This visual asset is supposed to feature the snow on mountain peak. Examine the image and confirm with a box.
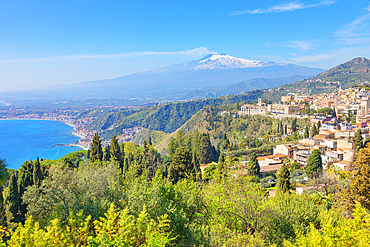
[194,54,278,70]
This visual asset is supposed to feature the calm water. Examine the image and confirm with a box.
[0,120,81,170]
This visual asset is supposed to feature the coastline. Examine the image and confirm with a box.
[0,118,89,150]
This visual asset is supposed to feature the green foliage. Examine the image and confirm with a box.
[354,129,364,151]
[89,133,103,162]
[283,203,370,247]
[306,149,323,178]
[248,153,260,177]
[338,145,370,212]
[168,146,195,184]
[110,135,122,165]
[5,173,21,224]
[265,193,324,246]
[33,157,43,188]
[310,124,318,138]
[0,159,8,186]
[277,164,291,194]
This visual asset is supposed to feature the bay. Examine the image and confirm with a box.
[0,120,82,170]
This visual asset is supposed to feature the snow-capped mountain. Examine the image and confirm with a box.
[193,54,278,70]
[0,54,324,102]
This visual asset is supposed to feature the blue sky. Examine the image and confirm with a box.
[0,0,369,91]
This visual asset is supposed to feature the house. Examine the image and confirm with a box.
[332,160,352,171]
[273,143,296,157]
[294,146,312,166]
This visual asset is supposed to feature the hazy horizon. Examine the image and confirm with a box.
[1,0,370,91]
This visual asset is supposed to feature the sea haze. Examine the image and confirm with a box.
[0,120,82,170]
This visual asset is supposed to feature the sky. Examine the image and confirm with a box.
[0,0,370,91]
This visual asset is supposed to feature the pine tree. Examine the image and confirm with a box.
[248,153,260,177]
[339,145,370,211]
[304,126,309,138]
[354,129,364,152]
[277,164,291,194]
[110,135,122,163]
[90,133,103,162]
[5,173,21,223]
[33,157,43,188]
[306,149,322,178]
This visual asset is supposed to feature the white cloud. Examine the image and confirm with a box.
[231,0,335,15]
[334,5,370,45]
[286,40,317,51]
[290,53,332,63]
[0,47,216,63]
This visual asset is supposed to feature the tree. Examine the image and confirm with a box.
[168,146,194,183]
[291,118,297,133]
[304,126,309,138]
[317,120,321,129]
[90,133,103,162]
[110,135,122,163]
[248,153,260,177]
[0,159,8,185]
[310,124,318,138]
[338,145,370,212]
[168,138,178,157]
[5,173,21,223]
[354,129,364,151]
[198,133,217,164]
[148,136,153,146]
[277,164,291,194]
[102,144,111,161]
[33,157,43,188]
[306,149,322,178]
[284,125,288,135]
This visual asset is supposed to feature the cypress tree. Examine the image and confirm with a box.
[291,118,297,133]
[217,152,226,176]
[110,135,122,163]
[304,126,309,138]
[17,161,33,221]
[103,145,111,161]
[317,120,321,130]
[0,159,7,186]
[148,136,152,146]
[5,173,21,223]
[284,125,288,135]
[168,146,193,184]
[354,129,364,152]
[248,153,260,177]
[277,164,291,194]
[277,122,280,134]
[311,124,318,138]
[33,157,43,188]
[90,132,103,162]
[168,138,178,157]
[280,122,283,135]
[306,149,322,178]
[198,133,217,164]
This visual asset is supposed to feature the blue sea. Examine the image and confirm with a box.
[0,120,82,170]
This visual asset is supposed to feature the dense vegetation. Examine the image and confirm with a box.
[1,132,369,246]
